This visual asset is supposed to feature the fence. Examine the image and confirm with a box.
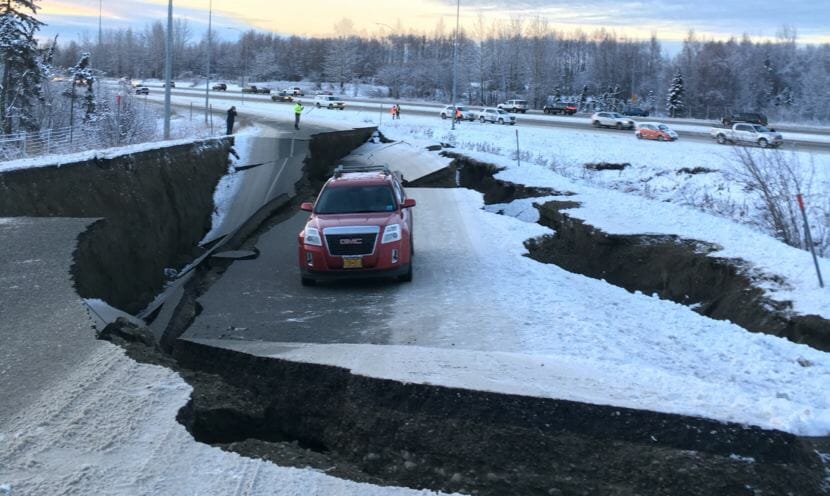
[0,126,102,161]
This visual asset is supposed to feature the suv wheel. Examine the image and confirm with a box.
[441,113,447,120]
[716,134,727,144]
[480,116,486,123]
[498,118,504,125]
[592,120,600,127]
[758,138,769,148]
[316,103,321,108]
[615,122,623,130]
[398,264,413,283]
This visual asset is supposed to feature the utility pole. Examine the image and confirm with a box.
[163,0,173,139]
[98,0,102,48]
[450,0,460,131]
[204,0,212,123]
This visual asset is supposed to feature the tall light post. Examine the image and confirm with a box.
[204,0,212,122]
[98,0,102,48]
[450,0,460,131]
[163,0,173,139]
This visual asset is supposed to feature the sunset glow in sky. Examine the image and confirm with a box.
[37,0,830,45]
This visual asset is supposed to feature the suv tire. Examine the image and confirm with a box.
[758,138,769,148]
[480,116,486,123]
[716,134,727,144]
[615,122,623,130]
[593,120,601,127]
[498,118,504,125]
[398,264,413,283]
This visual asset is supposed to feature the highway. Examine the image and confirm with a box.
[134,82,830,153]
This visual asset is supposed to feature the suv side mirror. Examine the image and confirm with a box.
[402,198,416,209]
[300,202,314,212]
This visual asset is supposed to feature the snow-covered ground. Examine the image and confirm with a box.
[2,85,830,495]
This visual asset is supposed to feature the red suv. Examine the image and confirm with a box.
[298,165,416,286]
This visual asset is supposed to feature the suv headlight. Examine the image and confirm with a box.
[381,224,402,244]
[304,225,322,246]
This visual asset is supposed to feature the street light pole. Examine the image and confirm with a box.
[450,0,460,131]
[98,0,102,48]
[163,0,173,139]
[204,0,212,123]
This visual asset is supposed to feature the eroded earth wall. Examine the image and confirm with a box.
[0,140,233,313]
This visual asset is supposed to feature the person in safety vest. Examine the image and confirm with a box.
[293,101,304,130]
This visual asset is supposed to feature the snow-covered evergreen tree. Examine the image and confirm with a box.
[0,0,46,134]
[70,52,95,122]
[666,71,685,117]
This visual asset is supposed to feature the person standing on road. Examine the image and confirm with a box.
[395,103,401,120]
[390,104,397,120]
[226,106,237,135]
[293,101,304,130]
[454,106,462,125]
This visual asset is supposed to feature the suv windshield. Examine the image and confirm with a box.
[315,185,396,214]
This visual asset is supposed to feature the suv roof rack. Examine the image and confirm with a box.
[333,164,391,178]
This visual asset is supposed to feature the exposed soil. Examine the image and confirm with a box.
[0,138,233,313]
[87,140,830,496]
[433,154,830,353]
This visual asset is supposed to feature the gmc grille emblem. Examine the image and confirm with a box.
[339,238,363,245]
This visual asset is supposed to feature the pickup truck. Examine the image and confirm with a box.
[543,102,577,115]
[710,123,783,148]
[241,85,271,94]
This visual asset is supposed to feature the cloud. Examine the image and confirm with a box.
[434,0,830,40]
[33,0,830,45]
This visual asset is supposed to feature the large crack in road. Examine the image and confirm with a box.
[92,136,827,495]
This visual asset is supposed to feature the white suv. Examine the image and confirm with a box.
[440,105,476,120]
[590,112,634,130]
[497,99,528,113]
[314,95,345,110]
[479,108,516,125]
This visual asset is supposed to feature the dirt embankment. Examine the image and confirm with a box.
[429,154,830,352]
[162,337,827,496]
[0,140,233,313]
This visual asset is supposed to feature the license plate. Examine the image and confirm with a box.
[343,257,362,269]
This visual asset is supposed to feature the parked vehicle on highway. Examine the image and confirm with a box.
[271,90,294,102]
[591,112,635,130]
[290,87,304,96]
[440,105,475,120]
[710,123,782,148]
[621,105,649,117]
[543,102,577,115]
[479,108,516,125]
[314,94,345,109]
[721,112,767,127]
[212,83,227,91]
[135,86,149,95]
[635,122,678,141]
[297,164,415,286]
[241,85,271,94]
[162,81,175,88]
[497,99,528,113]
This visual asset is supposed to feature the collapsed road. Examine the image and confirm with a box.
[1,120,829,495]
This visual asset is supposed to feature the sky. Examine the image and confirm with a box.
[37,0,830,47]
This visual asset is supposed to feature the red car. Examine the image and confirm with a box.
[634,122,679,141]
[298,165,416,286]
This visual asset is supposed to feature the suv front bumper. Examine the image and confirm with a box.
[300,263,411,281]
